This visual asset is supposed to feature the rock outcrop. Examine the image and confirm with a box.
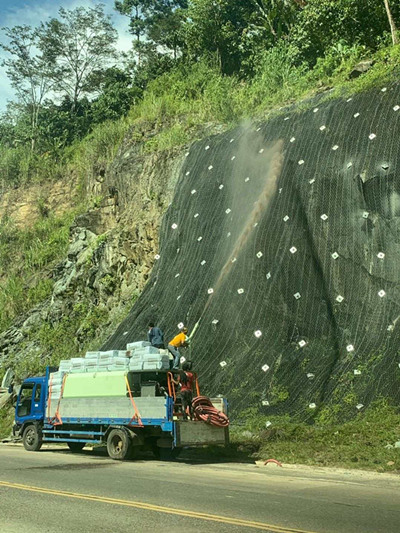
[0,136,187,375]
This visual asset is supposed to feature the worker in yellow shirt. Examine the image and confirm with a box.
[168,327,189,370]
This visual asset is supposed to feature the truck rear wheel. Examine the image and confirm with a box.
[23,424,42,452]
[107,428,132,460]
[67,442,85,452]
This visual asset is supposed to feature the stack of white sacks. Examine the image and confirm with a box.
[127,341,170,371]
[47,371,64,405]
[50,342,170,388]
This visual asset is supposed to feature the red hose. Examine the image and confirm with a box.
[192,396,229,427]
[264,459,282,467]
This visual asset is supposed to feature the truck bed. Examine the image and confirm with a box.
[48,396,168,422]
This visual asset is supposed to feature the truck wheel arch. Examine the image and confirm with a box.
[105,425,144,444]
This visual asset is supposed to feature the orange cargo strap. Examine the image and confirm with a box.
[46,374,53,422]
[49,374,67,426]
[125,375,143,427]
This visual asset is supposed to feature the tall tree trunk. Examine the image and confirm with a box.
[384,0,399,45]
[72,87,78,113]
[135,6,141,68]
[216,46,222,73]
[30,105,37,152]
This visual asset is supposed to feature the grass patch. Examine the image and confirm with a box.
[0,207,85,331]
[0,407,14,440]
[0,145,64,188]
[66,118,130,179]
[1,44,400,185]
[126,43,400,154]
[230,400,400,472]
[329,44,400,98]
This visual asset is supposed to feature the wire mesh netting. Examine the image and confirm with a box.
[103,85,400,420]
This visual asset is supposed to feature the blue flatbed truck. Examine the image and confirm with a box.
[13,367,228,460]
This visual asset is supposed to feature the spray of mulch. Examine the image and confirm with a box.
[190,133,285,338]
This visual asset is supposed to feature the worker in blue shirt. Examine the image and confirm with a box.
[147,322,165,349]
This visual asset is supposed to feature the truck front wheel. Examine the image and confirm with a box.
[107,428,132,460]
[23,424,42,452]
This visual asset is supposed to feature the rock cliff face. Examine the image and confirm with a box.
[103,85,400,420]
[2,85,400,421]
[0,136,186,373]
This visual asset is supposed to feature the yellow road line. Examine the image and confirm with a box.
[0,480,317,533]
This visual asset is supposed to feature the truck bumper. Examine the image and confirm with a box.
[175,420,229,447]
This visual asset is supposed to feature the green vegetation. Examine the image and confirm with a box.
[0,210,85,331]
[268,383,290,405]
[9,296,135,382]
[1,1,399,184]
[229,400,400,472]
[67,118,130,180]
[0,407,14,440]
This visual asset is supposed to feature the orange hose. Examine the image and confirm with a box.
[192,396,229,427]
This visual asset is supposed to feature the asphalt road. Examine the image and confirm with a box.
[0,444,399,533]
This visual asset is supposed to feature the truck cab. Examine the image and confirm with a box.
[13,375,48,452]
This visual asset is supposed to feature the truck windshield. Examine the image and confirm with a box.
[17,384,34,417]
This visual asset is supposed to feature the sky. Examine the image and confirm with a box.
[0,0,132,111]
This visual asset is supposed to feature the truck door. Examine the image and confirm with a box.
[16,384,34,419]
[16,383,44,423]
[32,383,44,418]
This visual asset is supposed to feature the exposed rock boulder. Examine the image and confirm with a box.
[349,60,374,78]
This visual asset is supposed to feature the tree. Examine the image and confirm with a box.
[35,96,93,153]
[90,67,141,123]
[185,0,251,75]
[115,1,188,63]
[149,1,188,59]
[290,0,400,65]
[238,1,301,75]
[39,5,118,111]
[115,0,154,66]
[0,25,54,150]
[122,46,175,92]
[0,109,18,149]
[384,0,399,45]
[115,0,152,42]
[247,1,299,42]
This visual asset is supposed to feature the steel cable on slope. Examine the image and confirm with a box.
[192,396,229,427]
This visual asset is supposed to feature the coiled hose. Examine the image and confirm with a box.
[192,396,229,427]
